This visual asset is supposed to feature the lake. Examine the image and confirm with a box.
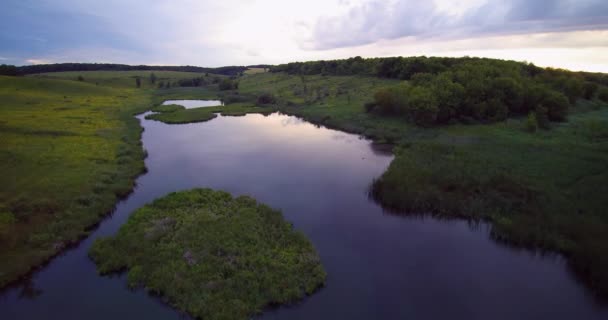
[1,102,606,319]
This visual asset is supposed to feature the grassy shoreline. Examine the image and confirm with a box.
[235,72,608,299]
[2,69,608,301]
[0,75,151,288]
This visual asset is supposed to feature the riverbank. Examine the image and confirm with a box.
[2,68,608,301]
[236,72,608,298]
[0,75,151,287]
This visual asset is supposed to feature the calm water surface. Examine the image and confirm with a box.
[1,108,606,319]
[162,99,223,109]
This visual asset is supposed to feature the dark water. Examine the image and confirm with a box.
[1,110,607,320]
[162,99,223,109]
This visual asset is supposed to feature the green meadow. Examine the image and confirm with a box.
[236,71,608,296]
[2,62,608,300]
[0,74,150,286]
[29,70,212,89]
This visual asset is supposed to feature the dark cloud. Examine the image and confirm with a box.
[306,0,608,50]
[0,0,146,64]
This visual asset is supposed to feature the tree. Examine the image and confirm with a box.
[150,73,157,84]
[583,82,598,99]
[219,78,237,91]
[430,74,464,123]
[406,86,438,126]
[373,86,407,115]
[135,77,141,88]
[490,77,524,114]
[525,112,538,132]
[562,77,584,104]
[598,87,608,103]
[535,105,550,129]
[256,93,276,105]
[542,91,569,122]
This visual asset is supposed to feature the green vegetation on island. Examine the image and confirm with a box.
[90,188,326,320]
[145,103,276,124]
[150,104,186,113]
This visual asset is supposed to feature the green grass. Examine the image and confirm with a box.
[0,75,150,287]
[243,67,267,75]
[237,72,608,298]
[239,72,411,142]
[3,68,608,301]
[28,70,220,90]
[370,110,608,295]
[89,188,326,320]
[150,104,186,113]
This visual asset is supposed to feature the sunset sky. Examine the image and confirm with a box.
[2,0,608,72]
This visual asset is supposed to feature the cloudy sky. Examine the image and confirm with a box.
[1,0,608,72]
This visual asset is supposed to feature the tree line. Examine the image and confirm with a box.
[0,64,18,76]
[12,63,249,76]
[273,56,608,127]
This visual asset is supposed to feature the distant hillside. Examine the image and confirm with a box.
[15,63,253,76]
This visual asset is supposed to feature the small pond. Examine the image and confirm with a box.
[162,99,223,109]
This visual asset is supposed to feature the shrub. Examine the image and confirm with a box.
[485,98,509,122]
[364,101,377,113]
[256,93,276,105]
[535,105,550,129]
[583,82,598,99]
[407,86,438,126]
[542,91,569,122]
[599,87,608,103]
[219,78,238,91]
[373,86,407,115]
[526,112,538,132]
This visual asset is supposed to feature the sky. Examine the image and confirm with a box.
[1,0,608,72]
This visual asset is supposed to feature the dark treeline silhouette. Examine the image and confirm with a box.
[247,64,273,69]
[273,56,608,126]
[0,64,18,76]
[15,63,249,76]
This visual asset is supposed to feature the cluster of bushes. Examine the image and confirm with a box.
[155,76,223,89]
[176,77,206,87]
[360,60,602,126]
[218,92,254,104]
[256,92,276,105]
[219,78,239,91]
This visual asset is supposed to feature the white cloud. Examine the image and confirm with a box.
[25,59,52,65]
[3,0,608,71]
[304,0,608,49]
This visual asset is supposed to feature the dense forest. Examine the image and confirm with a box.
[12,63,249,76]
[272,56,608,126]
[0,64,18,76]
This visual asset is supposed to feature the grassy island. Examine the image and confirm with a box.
[89,188,326,320]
